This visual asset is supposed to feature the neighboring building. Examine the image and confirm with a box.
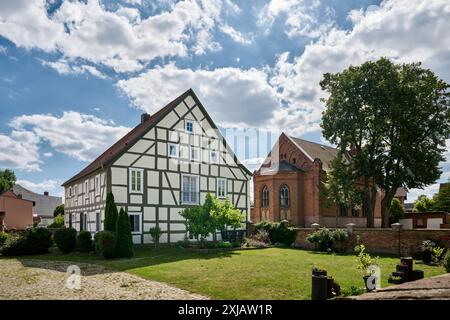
[62,89,251,244]
[0,190,33,231]
[251,133,385,228]
[399,211,450,229]
[12,184,62,227]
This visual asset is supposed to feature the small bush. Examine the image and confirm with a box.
[48,214,64,228]
[244,237,270,248]
[203,241,218,249]
[0,227,52,256]
[97,231,117,259]
[94,232,100,252]
[253,229,270,243]
[149,226,162,247]
[443,251,450,272]
[54,227,77,254]
[0,231,10,247]
[341,286,366,297]
[307,228,348,252]
[217,241,232,249]
[77,231,93,252]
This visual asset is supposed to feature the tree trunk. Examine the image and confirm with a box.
[363,179,374,228]
[381,188,398,228]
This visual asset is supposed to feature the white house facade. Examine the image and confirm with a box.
[62,89,252,244]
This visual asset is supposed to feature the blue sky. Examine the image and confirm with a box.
[0,0,449,202]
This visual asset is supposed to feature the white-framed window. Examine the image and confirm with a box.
[185,120,194,133]
[129,168,144,193]
[217,178,227,199]
[80,212,88,231]
[95,175,100,196]
[190,146,200,161]
[68,187,72,197]
[129,212,142,234]
[210,150,219,164]
[182,174,199,204]
[84,180,89,199]
[74,185,78,204]
[168,143,179,158]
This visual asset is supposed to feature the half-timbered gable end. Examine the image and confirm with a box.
[63,89,251,244]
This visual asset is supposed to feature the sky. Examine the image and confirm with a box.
[0,0,449,202]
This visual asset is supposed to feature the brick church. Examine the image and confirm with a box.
[251,133,385,228]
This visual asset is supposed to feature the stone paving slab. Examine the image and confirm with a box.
[349,273,450,300]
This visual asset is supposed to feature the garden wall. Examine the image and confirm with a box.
[294,224,450,256]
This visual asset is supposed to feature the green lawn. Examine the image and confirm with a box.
[12,246,446,299]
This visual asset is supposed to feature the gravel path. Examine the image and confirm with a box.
[0,258,207,300]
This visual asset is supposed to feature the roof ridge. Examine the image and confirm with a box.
[62,88,193,186]
[289,135,337,150]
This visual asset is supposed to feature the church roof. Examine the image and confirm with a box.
[288,136,340,171]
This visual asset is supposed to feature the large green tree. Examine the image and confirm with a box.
[432,183,450,212]
[104,192,118,232]
[413,195,435,212]
[321,58,450,227]
[53,204,64,218]
[0,169,16,194]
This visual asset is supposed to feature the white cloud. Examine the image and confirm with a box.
[0,0,239,73]
[10,111,131,162]
[117,63,281,128]
[0,130,41,172]
[0,45,7,55]
[220,24,253,44]
[40,59,107,79]
[257,0,335,39]
[43,152,53,157]
[16,179,58,193]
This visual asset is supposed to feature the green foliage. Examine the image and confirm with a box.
[53,204,64,218]
[77,231,93,252]
[306,228,348,252]
[97,231,117,259]
[355,244,379,276]
[341,286,366,297]
[432,246,445,264]
[48,214,65,228]
[0,227,52,256]
[321,57,450,227]
[254,220,296,245]
[180,193,244,243]
[432,184,450,212]
[54,227,77,254]
[323,153,362,212]
[0,231,10,247]
[0,169,16,194]
[443,251,450,272]
[413,195,436,212]
[115,208,134,258]
[149,226,162,247]
[94,232,100,252]
[104,192,119,232]
[217,241,233,249]
[389,198,405,224]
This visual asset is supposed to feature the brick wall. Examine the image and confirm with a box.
[294,225,450,256]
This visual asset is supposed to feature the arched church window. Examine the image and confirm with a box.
[262,186,269,207]
[280,185,290,208]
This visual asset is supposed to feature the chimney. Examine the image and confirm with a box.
[44,191,49,196]
[141,113,150,123]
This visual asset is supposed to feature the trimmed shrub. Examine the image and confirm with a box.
[97,231,117,259]
[0,231,10,247]
[443,251,450,273]
[94,232,100,252]
[48,214,64,228]
[254,220,296,245]
[307,228,348,252]
[0,227,52,256]
[77,231,93,252]
[116,208,134,258]
[54,227,77,254]
[218,241,232,249]
[104,192,119,232]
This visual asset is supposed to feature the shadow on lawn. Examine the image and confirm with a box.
[14,245,240,276]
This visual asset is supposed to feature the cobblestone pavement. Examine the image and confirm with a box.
[0,258,207,300]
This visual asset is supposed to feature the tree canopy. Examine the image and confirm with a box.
[321,57,450,227]
[0,169,16,194]
[53,204,64,218]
